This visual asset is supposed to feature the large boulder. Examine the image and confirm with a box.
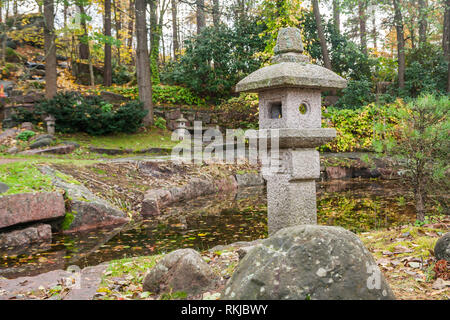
[39,166,129,232]
[0,224,52,250]
[223,225,395,300]
[434,232,450,262]
[0,192,65,229]
[143,249,218,295]
[30,139,53,150]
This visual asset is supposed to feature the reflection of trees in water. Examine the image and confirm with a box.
[1,181,416,278]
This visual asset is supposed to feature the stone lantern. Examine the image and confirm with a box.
[236,27,347,235]
[44,115,56,135]
[175,115,188,141]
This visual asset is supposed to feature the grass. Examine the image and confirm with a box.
[360,225,446,260]
[56,127,177,151]
[0,162,55,195]
[359,221,449,300]
[96,255,162,300]
[0,159,95,195]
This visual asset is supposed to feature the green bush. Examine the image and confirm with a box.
[217,93,259,129]
[112,61,134,85]
[373,94,450,221]
[403,44,448,97]
[16,130,36,141]
[10,107,42,124]
[321,101,403,152]
[34,92,148,135]
[107,85,206,106]
[334,78,376,110]
[154,117,167,130]
[161,20,266,100]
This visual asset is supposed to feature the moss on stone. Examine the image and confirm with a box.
[61,211,76,230]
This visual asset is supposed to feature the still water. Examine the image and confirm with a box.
[0,179,414,279]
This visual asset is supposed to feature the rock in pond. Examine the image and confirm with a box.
[143,249,218,296]
[39,166,129,232]
[0,224,52,250]
[0,192,65,229]
[223,225,395,300]
[434,232,450,262]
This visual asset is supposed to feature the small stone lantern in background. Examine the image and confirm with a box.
[44,115,56,135]
[175,115,188,141]
[236,27,347,235]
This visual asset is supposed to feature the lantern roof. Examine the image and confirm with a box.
[236,27,347,93]
[176,116,188,122]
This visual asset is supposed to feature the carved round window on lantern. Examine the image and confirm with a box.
[299,103,308,115]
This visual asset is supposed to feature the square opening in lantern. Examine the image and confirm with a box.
[269,102,283,119]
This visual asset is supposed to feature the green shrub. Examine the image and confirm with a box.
[321,101,403,152]
[34,92,148,135]
[334,78,376,110]
[154,117,167,130]
[17,130,36,141]
[112,61,134,85]
[217,93,259,129]
[161,20,266,100]
[10,107,42,124]
[106,85,206,106]
[404,44,448,97]
[373,94,450,221]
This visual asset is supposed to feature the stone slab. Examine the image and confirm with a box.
[0,192,65,229]
[0,224,51,250]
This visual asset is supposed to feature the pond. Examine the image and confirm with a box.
[0,179,415,279]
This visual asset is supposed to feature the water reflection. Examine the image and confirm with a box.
[0,180,414,279]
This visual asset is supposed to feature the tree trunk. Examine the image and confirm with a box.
[88,43,95,87]
[135,0,153,126]
[104,0,112,87]
[63,1,68,28]
[1,34,6,63]
[196,0,206,34]
[358,0,367,55]
[149,0,160,84]
[372,7,377,50]
[78,4,90,60]
[333,0,340,33]
[171,0,179,59]
[127,0,135,51]
[415,188,426,222]
[44,0,57,99]
[312,0,332,70]
[418,0,428,46]
[393,0,405,89]
[444,0,450,57]
[445,0,450,92]
[213,0,220,26]
[113,0,121,65]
